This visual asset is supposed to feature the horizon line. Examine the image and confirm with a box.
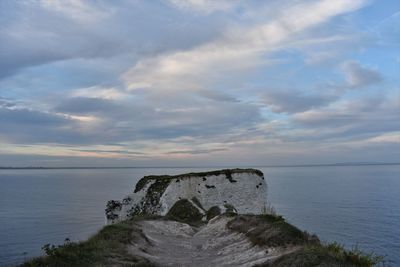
[1,162,399,170]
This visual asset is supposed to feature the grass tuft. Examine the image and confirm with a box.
[326,242,384,267]
[227,214,318,247]
[21,220,156,267]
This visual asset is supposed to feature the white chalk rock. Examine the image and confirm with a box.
[106,169,267,223]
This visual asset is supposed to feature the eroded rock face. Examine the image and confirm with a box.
[106,169,267,223]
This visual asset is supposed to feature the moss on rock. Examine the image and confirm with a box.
[206,206,221,221]
[105,200,122,220]
[166,199,204,225]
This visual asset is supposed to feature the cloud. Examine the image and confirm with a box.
[2,0,398,166]
[167,0,237,13]
[71,149,146,156]
[0,94,261,149]
[71,86,127,100]
[292,96,400,140]
[197,90,239,102]
[165,148,227,155]
[0,2,122,79]
[39,0,111,24]
[123,0,367,92]
[0,97,15,108]
[341,61,383,87]
[0,105,82,144]
[54,97,119,115]
[367,133,400,144]
[262,90,336,113]
[0,1,223,79]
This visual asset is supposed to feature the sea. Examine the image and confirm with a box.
[0,165,399,266]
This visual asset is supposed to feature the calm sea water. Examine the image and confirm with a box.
[0,165,399,266]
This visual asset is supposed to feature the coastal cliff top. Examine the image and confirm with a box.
[22,213,381,267]
[134,168,264,192]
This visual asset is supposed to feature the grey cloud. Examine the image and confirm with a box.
[55,97,119,114]
[1,95,262,145]
[0,107,67,125]
[342,61,382,88]
[262,90,336,113]
[71,149,146,155]
[125,100,258,140]
[166,148,228,155]
[0,97,15,108]
[0,153,153,168]
[0,1,224,79]
[197,90,239,102]
[290,96,400,141]
[0,106,85,143]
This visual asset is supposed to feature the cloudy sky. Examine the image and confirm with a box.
[0,0,399,167]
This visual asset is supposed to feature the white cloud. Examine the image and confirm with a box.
[123,0,367,92]
[368,133,400,143]
[71,86,128,100]
[39,0,112,24]
[167,0,237,13]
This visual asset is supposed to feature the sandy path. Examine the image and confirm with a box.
[128,217,292,267]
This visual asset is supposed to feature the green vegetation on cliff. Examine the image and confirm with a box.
[228,215,383,267]
[22,212,382,267]
[165,199,204,225]
[22,217,157,267]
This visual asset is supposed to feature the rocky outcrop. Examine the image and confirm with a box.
[106,169,267,223]
[23,169,378,267]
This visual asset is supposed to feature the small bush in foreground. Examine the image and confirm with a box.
[326,242,384,267]
[227,214,319,247]
[21,220,156,267]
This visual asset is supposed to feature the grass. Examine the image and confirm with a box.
[325,242,384,266]
[229,214,383,267]
[22,213,383,267]
[227,214,318,247]
[260,244,384,267]
[21,218,157,267]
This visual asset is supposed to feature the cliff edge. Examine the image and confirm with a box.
[22,169,381,267]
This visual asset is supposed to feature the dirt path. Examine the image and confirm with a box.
[128,217,294,267]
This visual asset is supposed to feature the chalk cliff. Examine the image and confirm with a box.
[23,169,379,267]
[106,168,267,223]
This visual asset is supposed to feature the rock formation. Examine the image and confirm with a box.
[106,168,267,223]
[22,169,379,266]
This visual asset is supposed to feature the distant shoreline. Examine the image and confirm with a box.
[1,162,399,170]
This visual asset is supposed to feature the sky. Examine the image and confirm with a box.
[0,0,399,167]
